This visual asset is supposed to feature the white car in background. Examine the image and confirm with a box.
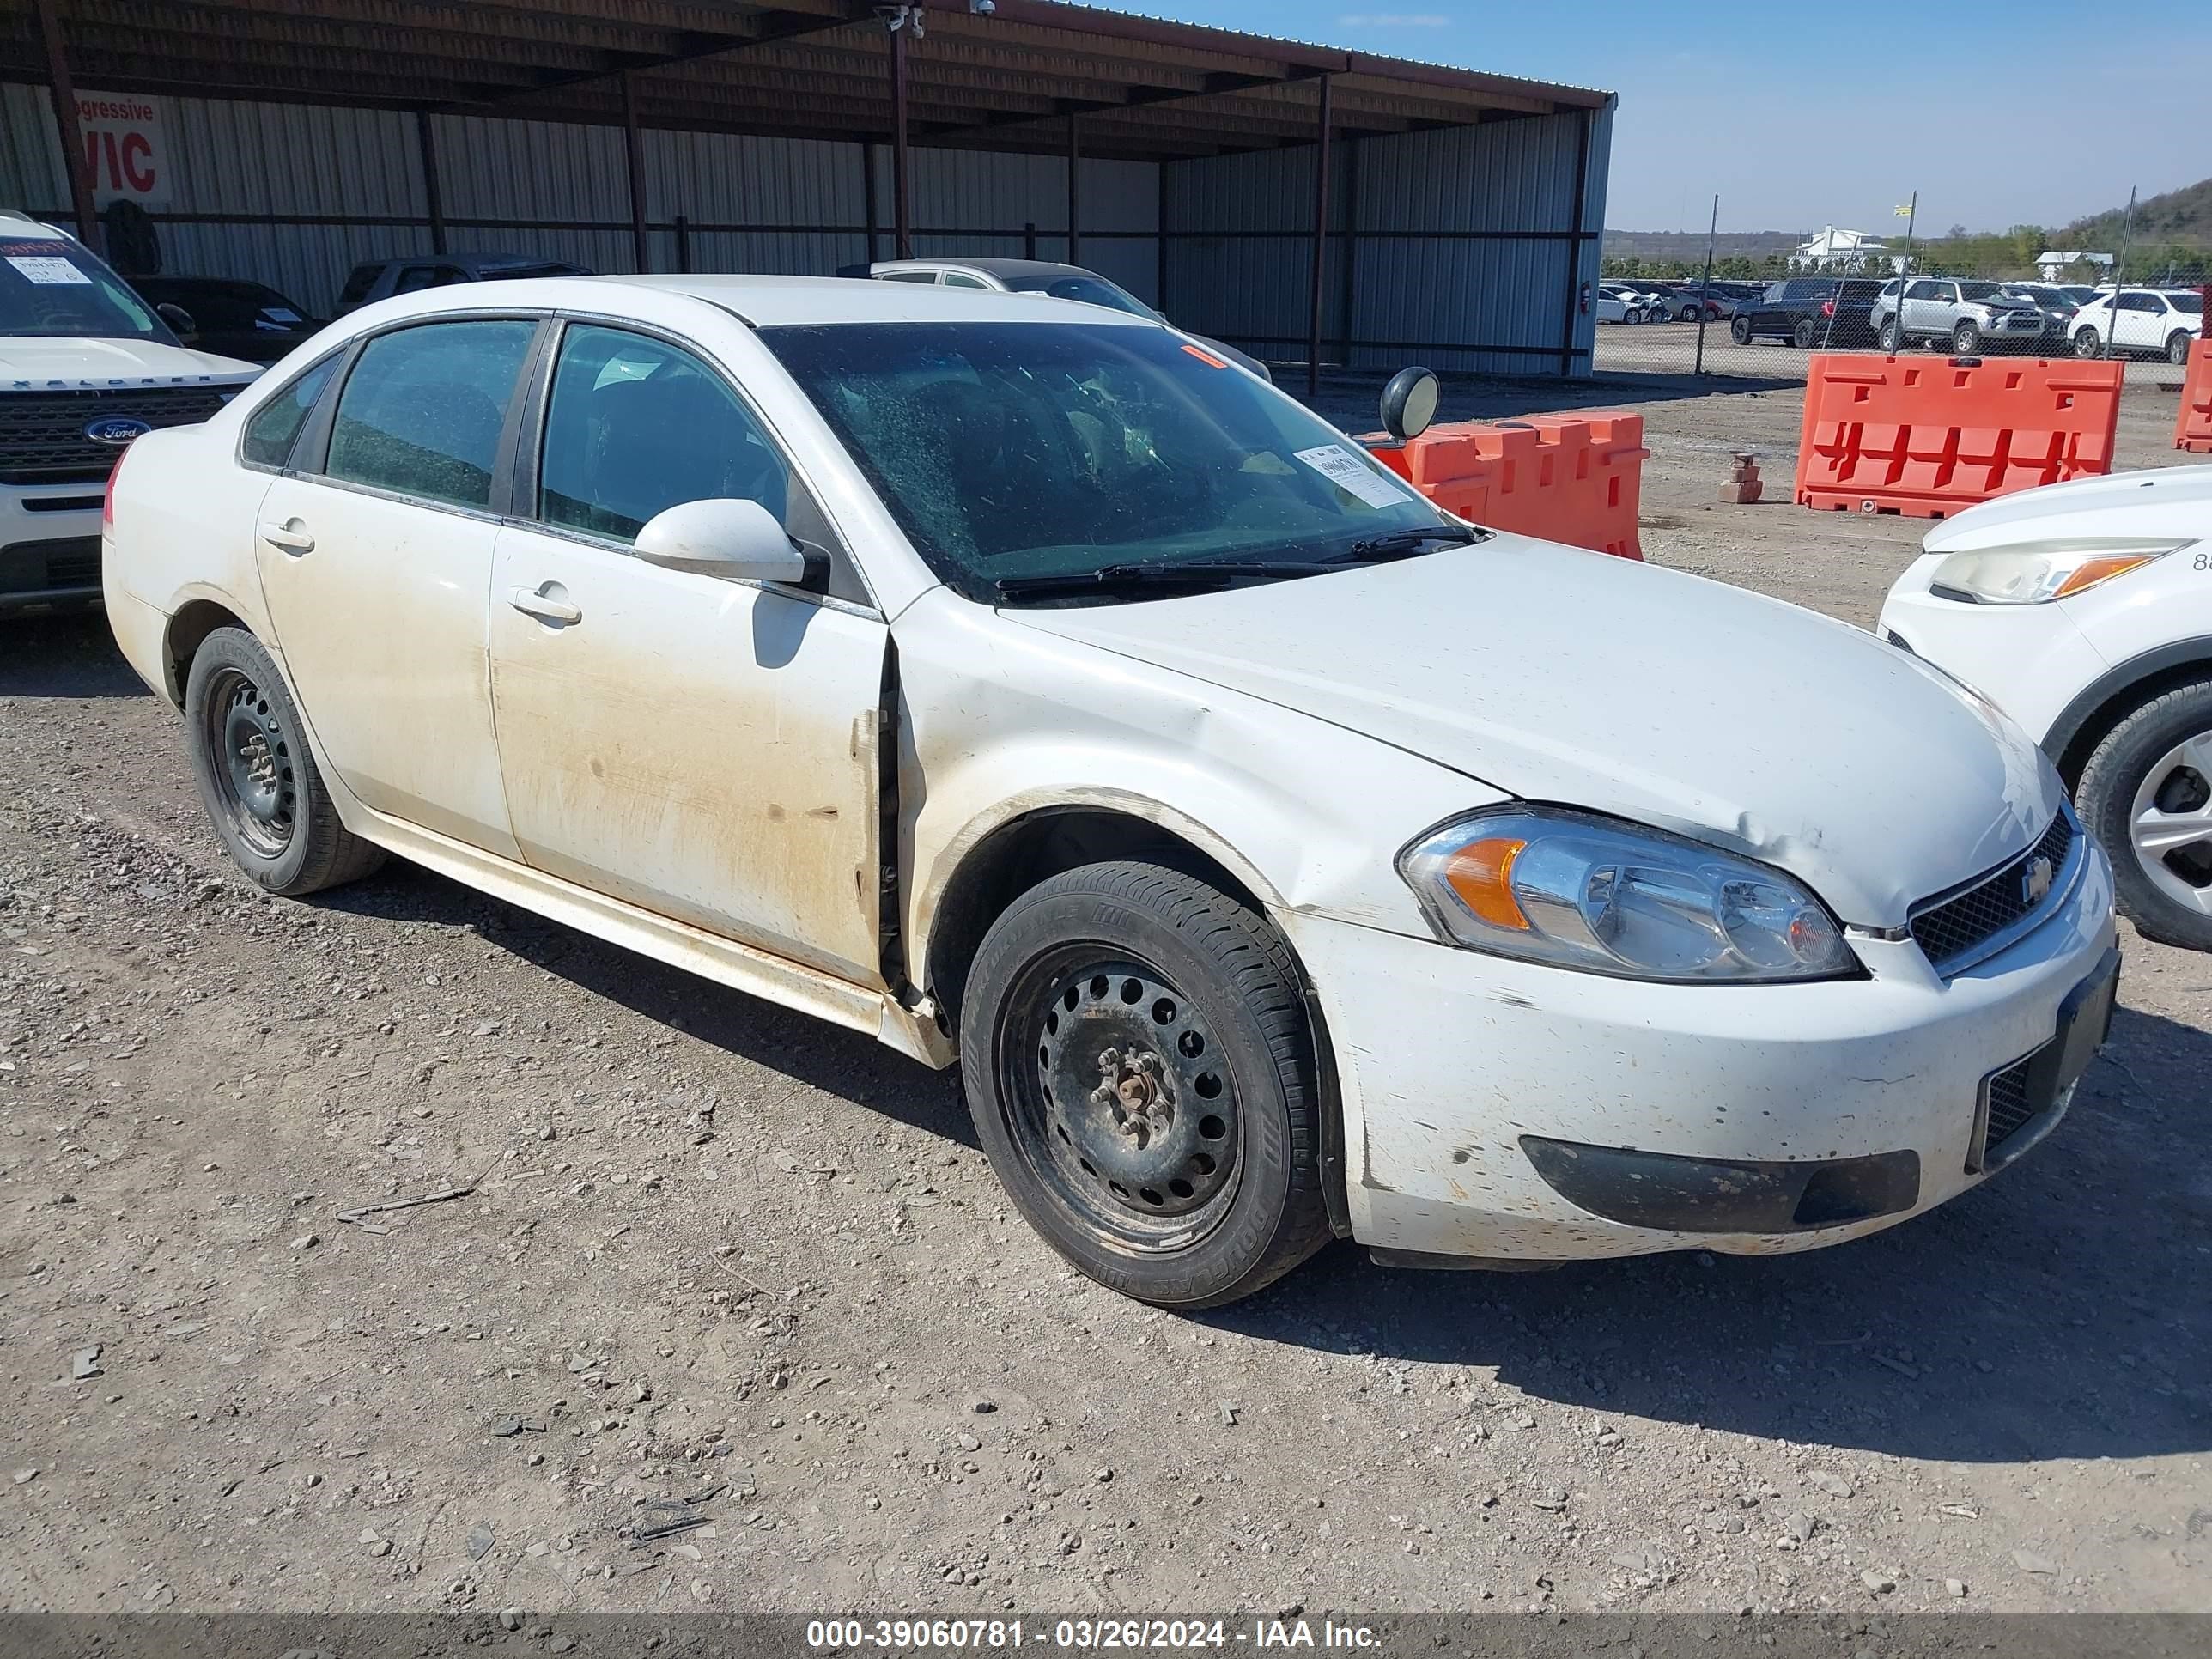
[1881,465,2212,950]
[1596,282,1661,324]
[2068,288,2203,363]
[103,275,2116,1308]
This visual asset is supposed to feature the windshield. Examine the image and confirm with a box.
[764,320,1451,604]
[1001,272,1160,319]
[1,236,176,343]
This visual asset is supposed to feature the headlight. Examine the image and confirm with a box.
[1927,538,2192,605]
[1398,807,1856,983]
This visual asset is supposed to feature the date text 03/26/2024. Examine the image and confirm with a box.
[805,1618,1383,1651]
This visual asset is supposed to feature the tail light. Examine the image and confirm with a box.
[1820,300,1836,317]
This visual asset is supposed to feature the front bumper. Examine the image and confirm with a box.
[0,492,105,615]
[1877,568,2112,751]
[1279,836,2117,1262]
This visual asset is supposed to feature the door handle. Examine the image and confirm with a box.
[509,585,581,626]
[259,517,314,555]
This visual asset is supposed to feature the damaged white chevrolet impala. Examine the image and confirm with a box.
[103,276,2118,1308]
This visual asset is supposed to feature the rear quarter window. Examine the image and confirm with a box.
[242,355,340,469]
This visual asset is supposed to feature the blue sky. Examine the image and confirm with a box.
[1098,3,2209,235]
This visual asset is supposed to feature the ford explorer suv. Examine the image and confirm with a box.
[2,212,261,615]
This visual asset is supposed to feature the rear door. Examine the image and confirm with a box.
[2113,293,2162,350]
[484,319,890,984]
[253,314,540,856]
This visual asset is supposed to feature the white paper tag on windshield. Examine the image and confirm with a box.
[1294,443,1413,508]
[7,255,91,286]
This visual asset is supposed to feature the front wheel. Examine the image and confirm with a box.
[2073,326,2105,358]
[1729,314,1753,346]
[1953,320,1982,356]
[2172,331,2196,367]
[960,861,1334,1309]
[184,627,387,896]
[2077,679,2212,951]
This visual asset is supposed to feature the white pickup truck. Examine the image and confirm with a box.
[1,210,259,615]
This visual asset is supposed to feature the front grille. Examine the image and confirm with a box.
[0,385,233,484]
[0,535,101,598]
[1983,1058,2037,1153]
[1910,811,2075,973]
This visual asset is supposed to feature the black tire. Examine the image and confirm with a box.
[1792,318,1819,349]
[2171,331,2195,367]
[1952,320,1981,356]
[2073,326,2104,358]
[2076,678,2212,952]
[1878,319,1904,353]
[183,626,386,897]
[959,860,1333,1309]
[1729,314,1752,346]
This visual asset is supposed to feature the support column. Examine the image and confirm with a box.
[33,0,98,251]
[1306,72,1334,399]
[1557,106,1593,377]
[415,109,447,255]
[622,70,651,274]
[890,16,914,259]
[1066,111,1081,265]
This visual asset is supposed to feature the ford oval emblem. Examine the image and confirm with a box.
[84,416,152,446]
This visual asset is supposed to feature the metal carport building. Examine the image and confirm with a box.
[1,0,1615,386]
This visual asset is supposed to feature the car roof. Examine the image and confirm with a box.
[0,211,68,241]
[871,257,1095,280]
[379,272,1162,329]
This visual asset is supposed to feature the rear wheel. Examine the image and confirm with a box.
[1729,314,1753,346]
[2171,331,2195,367]
[1879,319,1904,353]
[1792,318,1819,349]
[183,627,386,897]
[2073,326,2104,358]
[2077,679,2212,951]
[960,860,1333,1309]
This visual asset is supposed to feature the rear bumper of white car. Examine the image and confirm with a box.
[1279,835,2116,1264]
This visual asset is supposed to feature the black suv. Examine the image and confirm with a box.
[1729,278,1883,348]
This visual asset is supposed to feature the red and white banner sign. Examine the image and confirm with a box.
[74,91,172,206]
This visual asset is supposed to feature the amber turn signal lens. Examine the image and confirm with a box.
[2051,556,2156,599]
[1443,837,1530,931]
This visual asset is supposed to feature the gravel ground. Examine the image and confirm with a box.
[2,373,2207,1622]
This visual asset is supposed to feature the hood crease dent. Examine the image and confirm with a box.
[1008,538,2064,927]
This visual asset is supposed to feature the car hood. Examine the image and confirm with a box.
[0,335,263,386]
[1924,463,2212,550]
[1007,538,2063,926]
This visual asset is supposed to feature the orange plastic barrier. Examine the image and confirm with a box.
[1795,355,2122,519]
[2177,338,2212,455]
[1364,413,1648,560]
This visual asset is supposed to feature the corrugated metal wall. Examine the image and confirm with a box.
[7,79,1609,377]
[1165,101,1613,378]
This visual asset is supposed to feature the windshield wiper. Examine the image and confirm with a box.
[1342,524,1490,562]
[994,559,1335,600]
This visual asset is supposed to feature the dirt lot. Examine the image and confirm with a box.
[3,374,2208,1623]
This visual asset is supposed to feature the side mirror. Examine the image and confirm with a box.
[156,302,198,341]
[635,498,811,585]
[1379,366,1440,443]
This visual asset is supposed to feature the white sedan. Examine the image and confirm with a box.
[1881,465,2212,951]
[105,275,2116,1308]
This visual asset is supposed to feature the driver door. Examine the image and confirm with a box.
[484,320,890,986]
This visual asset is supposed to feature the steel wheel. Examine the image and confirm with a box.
[1001,947,1242,1250]
[201,665,297,859]
[2130,732,2212,920]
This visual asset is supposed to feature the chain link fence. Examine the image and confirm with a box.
[1587,230,2209,381]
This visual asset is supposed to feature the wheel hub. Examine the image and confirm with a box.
[1032,964,1238,1222]
[205,669,296,857]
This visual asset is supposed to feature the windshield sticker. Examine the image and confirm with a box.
[7,255,92,286]
[1294,443,1413,509]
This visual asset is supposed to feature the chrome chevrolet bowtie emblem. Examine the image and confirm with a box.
[2021,854,2055,907]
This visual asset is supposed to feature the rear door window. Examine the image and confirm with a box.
[325,319,537,509]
